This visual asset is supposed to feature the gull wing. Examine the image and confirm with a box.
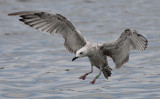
[102,29,148,68]
[8,11,87,54]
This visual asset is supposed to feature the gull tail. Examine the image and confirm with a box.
[102,66,112,79]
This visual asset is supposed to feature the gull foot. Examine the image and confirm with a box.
[90,79,96,84]
[79,75,87,80]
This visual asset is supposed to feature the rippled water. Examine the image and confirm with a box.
[0,0,160,98]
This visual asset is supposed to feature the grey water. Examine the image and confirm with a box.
[0,0,160,98]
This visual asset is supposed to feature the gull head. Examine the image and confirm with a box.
[72,47,88,61]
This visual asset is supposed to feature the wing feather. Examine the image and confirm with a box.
[102,29,148,68]
[8,11,87,53]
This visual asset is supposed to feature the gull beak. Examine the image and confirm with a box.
[72,56,78,61]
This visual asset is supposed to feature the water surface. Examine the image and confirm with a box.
[0,0,160,98]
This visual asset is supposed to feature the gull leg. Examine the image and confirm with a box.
[90,68,102,84]
[79,66,93,80]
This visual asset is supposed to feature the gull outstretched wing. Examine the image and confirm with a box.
[102,29,148,68]
[8,11,87,54]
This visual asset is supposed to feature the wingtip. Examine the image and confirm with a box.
[8,13,15,16]
[8,12,22,16]
[8,12,24,16]
[8,11,38,16]
[125,28,131,33]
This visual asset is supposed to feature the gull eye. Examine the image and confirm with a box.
[80,52,83,55]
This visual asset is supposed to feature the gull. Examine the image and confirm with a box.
[8,11,148,84]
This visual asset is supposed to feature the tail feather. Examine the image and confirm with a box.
[102,66,112,79]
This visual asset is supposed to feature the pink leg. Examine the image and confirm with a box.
[79,66,93,80]
[90,69,102,84]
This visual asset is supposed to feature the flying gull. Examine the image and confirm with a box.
[8,11,148,84]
